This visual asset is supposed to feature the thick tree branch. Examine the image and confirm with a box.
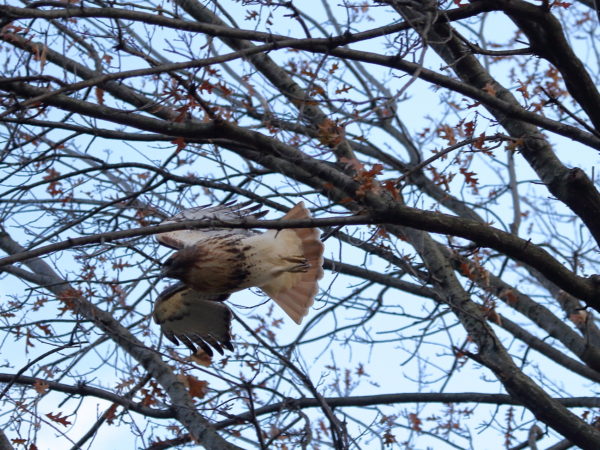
[0,373,174,419]
[148,392,600,448]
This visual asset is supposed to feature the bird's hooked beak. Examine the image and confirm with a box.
[158,265,168,279]
[158,255,177,280]
[159,255,175,279]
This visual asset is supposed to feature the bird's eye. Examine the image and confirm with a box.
[163,257,174,267]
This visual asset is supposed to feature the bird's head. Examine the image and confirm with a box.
[160,247,197,282]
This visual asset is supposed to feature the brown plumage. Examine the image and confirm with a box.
[153,201,324,353]
[153,283,232,356]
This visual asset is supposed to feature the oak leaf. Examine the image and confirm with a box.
[317,119,345,147]
[33,379,49,395]
[191,351,212,367]
[186,375,209,399]
[46,412,71,427]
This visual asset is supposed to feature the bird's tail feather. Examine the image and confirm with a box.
[260,202,324,324]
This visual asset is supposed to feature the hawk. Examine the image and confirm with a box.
[153,201,324,355]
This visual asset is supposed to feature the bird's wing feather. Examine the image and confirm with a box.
[156,201,267,249]
[153,283,233,356]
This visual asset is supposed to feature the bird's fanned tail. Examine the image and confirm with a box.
[259,202,324,324]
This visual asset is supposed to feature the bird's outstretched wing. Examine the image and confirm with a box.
[153,282,233,356]
[156,201,267,249]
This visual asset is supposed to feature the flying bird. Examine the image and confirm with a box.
[153,201,324,355]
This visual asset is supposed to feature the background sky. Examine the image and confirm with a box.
[1,0,599,448]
